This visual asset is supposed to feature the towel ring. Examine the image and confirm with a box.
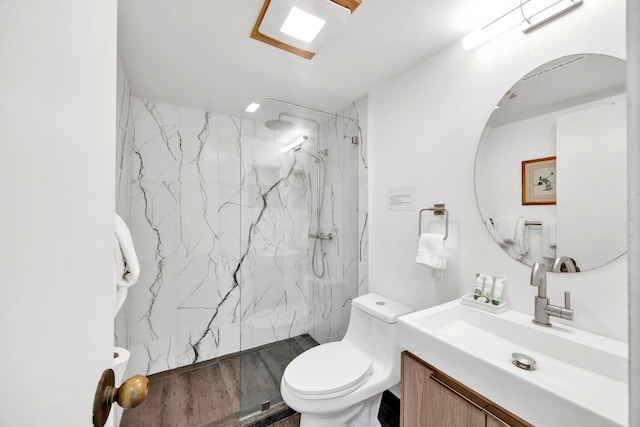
[419,204,449,240]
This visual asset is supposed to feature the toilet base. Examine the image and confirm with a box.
[299,393,382,427]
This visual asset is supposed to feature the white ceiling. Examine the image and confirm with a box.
[117,0,520,117]
[489,54,627,126]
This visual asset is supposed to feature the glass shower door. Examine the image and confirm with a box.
[237,99,363,420]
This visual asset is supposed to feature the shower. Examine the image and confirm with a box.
[266,112,331,278]
[237,99,362,420]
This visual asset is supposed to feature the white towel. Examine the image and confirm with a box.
[486,220,519,259]
[514,217,529,257]
[542,219,557,260]
[493,216,521,244]
[115,213,139,315]
[416,233,447,270]
[489,217,528,259]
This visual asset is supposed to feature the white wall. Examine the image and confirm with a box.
[627,0,640,424]
[368,0,627,341]
[557,96,627,268]
[0,0,116,425]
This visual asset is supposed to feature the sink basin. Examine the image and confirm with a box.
[397,300,628,426]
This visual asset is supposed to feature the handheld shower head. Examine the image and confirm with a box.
[281,135,308,153]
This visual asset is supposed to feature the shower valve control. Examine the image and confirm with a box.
[309,232,334,241]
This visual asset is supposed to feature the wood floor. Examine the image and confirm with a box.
[120,335,399,427]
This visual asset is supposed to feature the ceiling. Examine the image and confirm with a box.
[489,54,626,126]
[118,0,520,117]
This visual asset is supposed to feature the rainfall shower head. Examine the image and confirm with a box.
[265,118,294,131]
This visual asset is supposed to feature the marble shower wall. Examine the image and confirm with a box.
[115,95,368,376]
[346,97,369,306]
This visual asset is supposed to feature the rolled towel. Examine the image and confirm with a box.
[115,213,139,288]
[115,213,139,316]
[416,233,447,270]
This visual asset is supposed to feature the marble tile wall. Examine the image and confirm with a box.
[115,95,368,376]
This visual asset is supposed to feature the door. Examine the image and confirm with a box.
[401,352,485,427]
[0,1,118,425]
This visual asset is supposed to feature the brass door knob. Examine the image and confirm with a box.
[93,369,149,427]
[116,374,149,408]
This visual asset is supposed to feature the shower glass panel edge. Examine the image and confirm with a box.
[238,99,362,419]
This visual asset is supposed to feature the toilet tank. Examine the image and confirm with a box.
[343,294,413,369]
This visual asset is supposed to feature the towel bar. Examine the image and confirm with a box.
[419,204,449,240]
[489,218,542,227]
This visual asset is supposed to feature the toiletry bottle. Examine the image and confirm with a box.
[474,274,484,300]
[492,277,505,305]
[477,274,492,303]
[485,275,495,301]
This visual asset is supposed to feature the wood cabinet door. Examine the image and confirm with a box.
[487,414,510,427]
[401,353,485,427]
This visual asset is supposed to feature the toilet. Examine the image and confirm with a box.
[281,293,413,427]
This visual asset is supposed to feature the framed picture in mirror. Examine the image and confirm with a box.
[522,156,556,205]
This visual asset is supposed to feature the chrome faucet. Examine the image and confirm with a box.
[552,256,577,272]
[530,261,574,327]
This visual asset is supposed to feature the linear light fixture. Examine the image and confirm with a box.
[251,0,362,59]
[522,0,583,33]
[281,135,308,153]
[462,0,583,51]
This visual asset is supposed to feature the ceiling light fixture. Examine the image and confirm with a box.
[280,7,326,42]
[245,103,261,113]
[522,0,583,33]
[251,0,363,60]
[462,0,583,51]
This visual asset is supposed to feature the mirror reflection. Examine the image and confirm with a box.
[475,54,626,271]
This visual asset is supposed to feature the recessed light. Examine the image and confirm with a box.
[280,7,326,43]
[245,103,260,113]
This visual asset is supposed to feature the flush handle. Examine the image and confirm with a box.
[92,369,149,427]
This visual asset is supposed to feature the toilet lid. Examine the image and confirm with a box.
[283,342,372,396]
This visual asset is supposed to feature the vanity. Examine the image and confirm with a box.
[397,300,628,426]
[401,351,531,427]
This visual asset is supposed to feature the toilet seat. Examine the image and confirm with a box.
[283,341,372,398]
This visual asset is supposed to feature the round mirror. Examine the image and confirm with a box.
[475,54,626,272]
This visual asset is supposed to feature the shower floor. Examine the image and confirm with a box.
[120,334,399,427]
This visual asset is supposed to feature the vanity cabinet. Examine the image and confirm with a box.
[401,352,532,427]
